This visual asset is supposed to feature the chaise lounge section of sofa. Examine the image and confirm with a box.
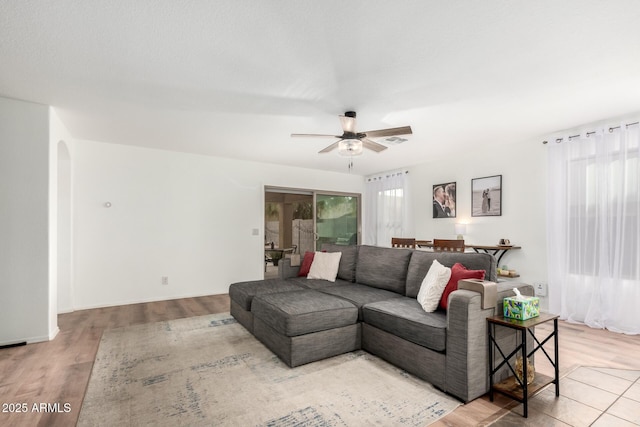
[229,244,533,402]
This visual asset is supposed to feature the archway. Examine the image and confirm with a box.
[57,140,73,312]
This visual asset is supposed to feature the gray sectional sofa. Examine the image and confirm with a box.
[229,244,534,402]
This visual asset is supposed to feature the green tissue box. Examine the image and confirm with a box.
[503,296,540,320]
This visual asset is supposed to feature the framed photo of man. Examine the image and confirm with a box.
[432,182,456,218]
[472,175,502,217]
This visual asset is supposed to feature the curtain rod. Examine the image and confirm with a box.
[366,170,409,182]
[542,121,639,144]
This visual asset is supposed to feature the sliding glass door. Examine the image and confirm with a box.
[314,192,360,250]
[264,187,361,256]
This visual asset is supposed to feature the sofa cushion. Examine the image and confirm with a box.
[355,245,412,294]
[288,277,353,290]
[405,251,497,298]
[417,259,451,312]
[251,289,358,337]
[440,263,485,310]
[307,251,342,282]
[318,283,403,320]
[298,251,315,277]
[228,279,305,310]
[363,298,447,352]
[321,243,358,282]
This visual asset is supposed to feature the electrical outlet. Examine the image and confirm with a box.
[161,276,169,285]
[534,282,547,297]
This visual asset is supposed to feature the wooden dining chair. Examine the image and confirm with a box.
[433,239,465,252]
[391,237,416,249]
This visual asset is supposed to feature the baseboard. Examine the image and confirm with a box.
[0,333,50,347]
[1,326,60,347]
[49,326,60,340]
[72,291,229,311]
[0,341,26,350]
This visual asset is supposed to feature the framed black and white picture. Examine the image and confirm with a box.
[472,175,502,217]
[432,182,456,218]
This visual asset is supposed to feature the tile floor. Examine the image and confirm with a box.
[492,367,640,426]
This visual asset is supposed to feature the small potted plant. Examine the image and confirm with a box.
[269,250,283,266]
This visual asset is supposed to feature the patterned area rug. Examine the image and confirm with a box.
[78,313,459,426]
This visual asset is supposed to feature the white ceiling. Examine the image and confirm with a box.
[2,1,640,175]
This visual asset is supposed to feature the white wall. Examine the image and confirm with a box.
[408,138,549,307]
[0,92,549,332]
[0,96,53,345]
[71,140,364,309]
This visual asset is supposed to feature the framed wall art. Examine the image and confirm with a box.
[432,182,456,218]
[472,175,502,217]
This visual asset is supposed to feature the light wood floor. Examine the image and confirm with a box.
[0,294,229,427]
[1,294,638,426]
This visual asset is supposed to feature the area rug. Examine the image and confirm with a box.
[78,313,460,426]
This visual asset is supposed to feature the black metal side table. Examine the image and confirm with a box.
[487,312,560,418]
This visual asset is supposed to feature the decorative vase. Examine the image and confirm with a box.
[515,356,535,386]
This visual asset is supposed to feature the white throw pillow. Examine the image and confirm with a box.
[307,251,342,282]
[417,259,452,312]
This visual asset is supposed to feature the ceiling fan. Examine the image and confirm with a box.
[291,111,412,157]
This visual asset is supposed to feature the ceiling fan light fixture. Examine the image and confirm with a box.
[291,111,412,159]
[338,139,363,156]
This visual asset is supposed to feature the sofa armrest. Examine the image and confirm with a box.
[445,283,535,402]
[278,258,300,279]
[458,279,497,309]
[445,289,495,402]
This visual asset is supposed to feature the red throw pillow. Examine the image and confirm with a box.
[298,251,316,277]
[439,263,485,310]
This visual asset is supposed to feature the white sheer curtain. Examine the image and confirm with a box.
[364,171,413,247]
[547,122,640,335]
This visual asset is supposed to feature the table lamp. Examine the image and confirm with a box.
[454,223,467,240]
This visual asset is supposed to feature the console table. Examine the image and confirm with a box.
[487,313,560,418]
[468,244,521,266]
[415,240,432,247]
[415,242,521,266]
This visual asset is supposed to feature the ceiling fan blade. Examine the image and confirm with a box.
[362,138,388,153]
[291,133,341,138]
[319,141,340,153]
[339,115,357,133]
[361,126,413,139]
